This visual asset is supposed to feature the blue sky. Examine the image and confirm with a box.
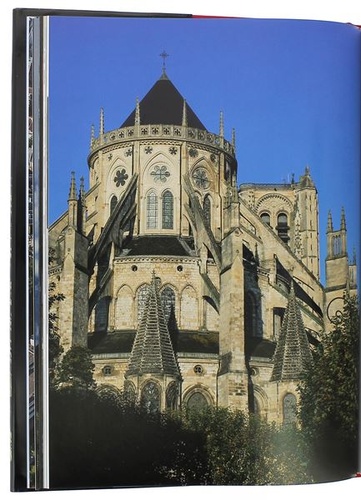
[48,15,360,284]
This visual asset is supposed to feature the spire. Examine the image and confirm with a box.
[231,127,236,149]
[99,107,104,135]
[340,206,346,230]
[271,281,313,382]
[77,176,86,234]
[68,171,77,201]
[126,273,181,379]
[90,123,95,148]
[68,172,78,228]
[182,99,188,127]
[79,176,85,200]
[219,110,224,137]
[327,210,333,233]
[135,97,140,126]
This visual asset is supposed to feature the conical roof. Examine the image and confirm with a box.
[126,273,181,378]
[271,282,313,382]
[121,72,206,130]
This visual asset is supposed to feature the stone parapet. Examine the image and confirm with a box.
[89,124,235,159]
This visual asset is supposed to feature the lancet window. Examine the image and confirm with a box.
[162,190,174,229]
[146,191,158,229]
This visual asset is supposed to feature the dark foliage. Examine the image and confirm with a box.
[298,294,360,482]
[49,388,208,489]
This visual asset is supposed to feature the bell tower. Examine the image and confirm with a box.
[324,208,356,329]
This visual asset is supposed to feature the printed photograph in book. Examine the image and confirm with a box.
[47,14,360,489]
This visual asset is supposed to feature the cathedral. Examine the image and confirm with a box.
[49,67,357,424]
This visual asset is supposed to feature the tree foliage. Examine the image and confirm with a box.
[48,249,64,379]
[298,293,359,481]
[183,406,311,485]
[49,388,208,489]
[55,344,96,390]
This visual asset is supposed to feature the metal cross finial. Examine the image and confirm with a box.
[160,50,169,72]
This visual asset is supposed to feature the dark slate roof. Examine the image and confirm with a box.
[120,73,206,130]
[121,236,194,257]
[276,258,323,317]
[126,273,181,378]
[270,284,313,382]
[88,330,219,355]
[246,337,276,359]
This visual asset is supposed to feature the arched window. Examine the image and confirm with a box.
[166,381,179,410]
[110,195,117,215]
[283,393,297,425]
[333,235,342,256]
[203,195,211,226]
[141,381,161,413]
[137,284,150,322]
[124,380,136,403]
[277,213,290,244]
[161,286,175,323]
[162,190,174,229]
[260,212,271,226]
[273,307,285,340]
[186,391,209,411]
[146,191,158,229]
[94,296,110,332]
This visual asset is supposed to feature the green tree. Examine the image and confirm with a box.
[182,406,311,485]
[48,249,64,382]
[48,280,64,383]
[298,294,359,481]
[55,344,96,390]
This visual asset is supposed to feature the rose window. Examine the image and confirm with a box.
[114,168,129,187]
[192,167,210,189]
[151,165,170,183]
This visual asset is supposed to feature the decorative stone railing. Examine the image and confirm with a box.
[90,124,235,157]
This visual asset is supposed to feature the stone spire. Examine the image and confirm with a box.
[90,123,95,148]
[327,210,333,233]
[68,171,77,201]
[182,99,188,127]
[231,127,236,150]
[340,206,346,230]
[67,171,78,228]
[79,176,85,199]
[219,110,224,138]
[99,107,104,135]
[135,97,140,126]
[126,273,181,378]
[270,282,312,382]
[77,176,86,234]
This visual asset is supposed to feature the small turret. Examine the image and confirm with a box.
[67,171,78,228]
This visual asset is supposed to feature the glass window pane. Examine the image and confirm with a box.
[147,192,158,229]
[162,190,173,229]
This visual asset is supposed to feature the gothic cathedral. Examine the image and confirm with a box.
[49,69,357,424]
